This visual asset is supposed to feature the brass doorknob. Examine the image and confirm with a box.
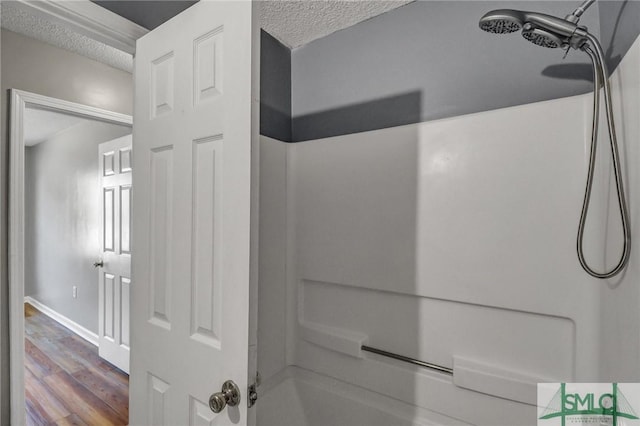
[209,380,241,413]
[93,260,104,268]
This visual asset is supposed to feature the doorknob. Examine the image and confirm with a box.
[209,380,241,413]
[93,260,104,268]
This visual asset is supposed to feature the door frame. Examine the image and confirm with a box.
[8,89,132,425]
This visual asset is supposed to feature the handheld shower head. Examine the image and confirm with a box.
[478,2,632,279]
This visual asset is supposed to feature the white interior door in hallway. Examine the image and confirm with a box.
[98,134,133,374]
[130,1,259,425]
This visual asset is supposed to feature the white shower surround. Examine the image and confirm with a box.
[257,33,640,425]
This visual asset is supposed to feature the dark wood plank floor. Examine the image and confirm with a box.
[24,303,129,426]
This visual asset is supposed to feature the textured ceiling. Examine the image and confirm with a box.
[24,108,95,146]
[0,1,133,72]
[261,1,413,48]
[92,0,414,48]
[1,0,414,72]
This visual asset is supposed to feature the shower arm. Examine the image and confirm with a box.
[567,0,597,24]
[576,34,631,279]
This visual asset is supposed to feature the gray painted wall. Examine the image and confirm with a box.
[261,30,292,142]
[1,29,133,423]
[290,1,610,141]
[25,119,131,334]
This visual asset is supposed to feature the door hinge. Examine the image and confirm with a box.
[247,371,261,408]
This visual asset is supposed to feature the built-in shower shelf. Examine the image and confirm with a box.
[298,320,564,406]
[453,356,557,405]
[299,321,368,358]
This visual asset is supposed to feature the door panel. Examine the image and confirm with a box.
[120,185,132,254]
[131,1,258,425]
[98,134,133,374]
[191,136,224,346]
[103,188,114,251]
[149,146,173,329]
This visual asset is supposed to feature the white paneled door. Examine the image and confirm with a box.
[130,1,258,425]
[98,134,133,374]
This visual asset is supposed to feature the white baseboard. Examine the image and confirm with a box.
[24,296,99,347]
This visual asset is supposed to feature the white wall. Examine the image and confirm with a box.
[25,119,131,334]
[257,34,640,426]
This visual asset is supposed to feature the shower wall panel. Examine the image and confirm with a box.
[598,33,640,381]
[289,97,596,423]
[257,137,289,382]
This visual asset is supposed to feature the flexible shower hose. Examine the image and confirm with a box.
[576,34,631,278]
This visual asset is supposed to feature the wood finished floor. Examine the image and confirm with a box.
[24,303,129,426]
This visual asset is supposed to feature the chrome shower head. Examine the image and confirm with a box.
[479,9,524,34]
[522,25,563,48]
[479,9,582,49]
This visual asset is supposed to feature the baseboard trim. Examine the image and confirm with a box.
[24,296,99,347]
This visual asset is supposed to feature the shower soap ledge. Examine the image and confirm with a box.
[453,356,558,405]
[300,321,368,358]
